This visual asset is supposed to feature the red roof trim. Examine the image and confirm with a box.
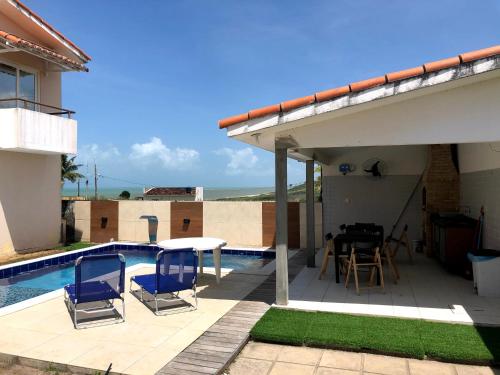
[248,104,281,120]
[315,86,350,102]
[459,46,500,63]
[281,95,315,112]
[218,45,500,129]
[423,56,461,73]
[386,66,424,82]
[349,76,387,92]
[218,113,249,128]
[12,0,91,61]
[0,30,88,71]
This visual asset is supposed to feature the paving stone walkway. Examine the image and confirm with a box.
[228,341,499,375]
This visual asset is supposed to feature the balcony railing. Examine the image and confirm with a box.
[0,98,75,118]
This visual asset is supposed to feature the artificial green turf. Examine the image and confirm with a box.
[250,308,500,364]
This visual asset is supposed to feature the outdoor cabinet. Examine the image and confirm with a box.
[431,213,477,278]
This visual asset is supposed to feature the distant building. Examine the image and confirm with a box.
[143,187,203,201]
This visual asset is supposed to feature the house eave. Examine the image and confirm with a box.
[225,56,500,140]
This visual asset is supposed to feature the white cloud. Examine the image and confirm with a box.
[78,143,120,162]
[215,147,271,176]
[129,137,199,170]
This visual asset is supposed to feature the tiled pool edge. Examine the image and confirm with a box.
[156,249,306,375]
[0,242,277,279]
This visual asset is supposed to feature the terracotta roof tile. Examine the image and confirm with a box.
[459,46,500,63]
[423,56,461,73]
[349,76,387,92]
[315,85,350,102]
[218,45,500,129]
[218,112,249,128]
[12,0,91,61]
[281,95,315,112]
[386,66,425,82]
[248,104,281,119]
[0,30,88,71]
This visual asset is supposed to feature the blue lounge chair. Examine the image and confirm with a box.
[64,253,125,329]
[130,248,198,315]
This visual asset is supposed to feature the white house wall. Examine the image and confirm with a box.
[0,150,61,257]
[459,143,500,249]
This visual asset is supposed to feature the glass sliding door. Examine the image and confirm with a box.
[19,70,36,110]
[0,63,16,108]
[0,62,37,109]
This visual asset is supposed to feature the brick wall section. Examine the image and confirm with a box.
[422,145,460,253]
[90,200,119,243]
[170,202,203,239]
[461,169,500,249]
[262,202,300,248]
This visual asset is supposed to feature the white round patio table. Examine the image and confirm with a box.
[157,237,227,284]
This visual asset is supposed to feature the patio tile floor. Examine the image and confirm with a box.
[0,266,268,375]
[227,342,500,375]
[286,249,500,325]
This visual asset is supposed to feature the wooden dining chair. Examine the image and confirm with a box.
[381,239,399,283]
[319,233,349,280]
[319,233,334,280]
[391,224,413,263]
[382,224,413,280]
[345,241,384,295]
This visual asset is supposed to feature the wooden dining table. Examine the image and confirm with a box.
[333,225,384,283]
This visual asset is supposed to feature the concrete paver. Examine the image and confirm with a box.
[277,346,323,366]
[408,359,458,375]
[229,357,274,375]
[269,362,316,375]
[240,341,283,361]
[319,350,362,371]
[228,342,498,375]
[364,353,408,375]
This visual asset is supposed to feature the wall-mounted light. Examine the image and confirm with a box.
[339,163,354,175]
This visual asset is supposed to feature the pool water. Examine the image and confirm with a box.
[0,250,272,309]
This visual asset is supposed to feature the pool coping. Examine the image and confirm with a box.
[0,242,277,272]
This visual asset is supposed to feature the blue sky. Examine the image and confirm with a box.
[25,0,500,188]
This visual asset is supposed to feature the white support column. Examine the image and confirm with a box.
[306,160,315,267]
[275,143,289,305]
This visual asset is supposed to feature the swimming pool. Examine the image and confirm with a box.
[0,243,275,309]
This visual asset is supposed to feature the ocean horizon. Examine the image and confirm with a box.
[61,186,274,200]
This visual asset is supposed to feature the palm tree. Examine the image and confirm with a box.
[61,154,84,184]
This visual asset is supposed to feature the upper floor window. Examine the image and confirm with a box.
[0,62,37,109]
